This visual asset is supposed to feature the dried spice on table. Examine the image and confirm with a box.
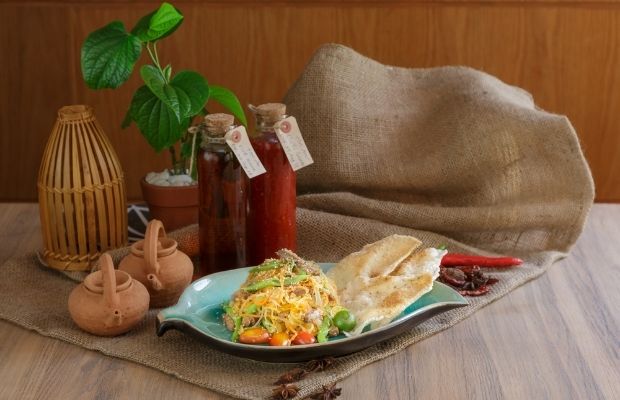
[310,383,342,400]
[439,265,500,296]
[304,357,336,372]
[271,383,299,399]
[274,368,308,384]
[270,358,338,399]
[438,252,522,296]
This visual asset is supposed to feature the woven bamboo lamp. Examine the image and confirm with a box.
[38,105,127,271]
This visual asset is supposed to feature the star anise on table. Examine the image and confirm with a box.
[304,357,335,373]
[310,383,342,400]
[274,368,308,384]
[270,358,337,399]
[271,384,299,399]
[438,265,499,296]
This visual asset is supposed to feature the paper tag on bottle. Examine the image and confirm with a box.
[224,126,266,178]
[274,116,314,171]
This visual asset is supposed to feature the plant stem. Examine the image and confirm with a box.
[146,42,167,83]
[188,130,197,179]
[153,42,162,70]
[169,146,179,174]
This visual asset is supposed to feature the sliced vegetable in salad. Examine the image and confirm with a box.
[222,250,356,346]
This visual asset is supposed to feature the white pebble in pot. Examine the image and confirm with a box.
[146,170,172,185]
[152,178,171,186]
[169,175,194,186]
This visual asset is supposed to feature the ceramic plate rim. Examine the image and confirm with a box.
[157,263,468,350]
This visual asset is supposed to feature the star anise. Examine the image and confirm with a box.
[439,267,466,286]
[304,357,335,372]
[274,368,308,384]
[271,384,299,399]
[310,383,342,400]
[438,266,499,296]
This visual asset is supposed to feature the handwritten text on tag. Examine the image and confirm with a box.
[224,126,266,179]
[274,116,314,171]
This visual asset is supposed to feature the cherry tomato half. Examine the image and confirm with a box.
[239,327,271,344]
[269,332,291,346]
[292,331,316,345]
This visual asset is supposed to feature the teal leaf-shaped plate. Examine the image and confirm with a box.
[156,263,468,362]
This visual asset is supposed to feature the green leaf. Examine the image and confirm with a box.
[140,67,209,120]
[140,64,165,86]
[131,12,156,42]
[121,108,133,128]
[171,71,209,117]
[209,85,247,127]
[140,65,183,119]
[127,85,189,152]
[81,21,142,89]
[131,3,183,42]
[150,3,184,38]
[163,64,172,81]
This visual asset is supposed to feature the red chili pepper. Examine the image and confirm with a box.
[441,253,523,268]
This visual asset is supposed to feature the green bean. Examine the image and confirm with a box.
[243,303,258,314]
[249,260,280,273]
[243,274,309,292]
[317,316,331,343]
[223,304,242,342]
[243,278,280,292]
[283,274,309,285]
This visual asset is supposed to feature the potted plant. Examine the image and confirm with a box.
[80,2,246,230]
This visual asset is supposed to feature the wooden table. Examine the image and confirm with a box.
[0,203,618,399]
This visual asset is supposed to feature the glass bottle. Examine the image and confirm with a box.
[247,103,297,265]
[197,113,247,277]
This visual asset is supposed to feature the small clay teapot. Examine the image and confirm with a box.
[68,253,149,336]
[119,219,193,308]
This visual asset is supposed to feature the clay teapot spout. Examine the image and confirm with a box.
[119,219,193,308]
[68,252,150,336]
[147,273,164,291]
[104,309,123,328]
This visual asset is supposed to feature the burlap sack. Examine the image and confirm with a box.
[0,44,594,400]
[287,44,593,258]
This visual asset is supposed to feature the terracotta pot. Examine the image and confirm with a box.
[119,219,193,308]
[140,177,198,231]
[68,253,149,336]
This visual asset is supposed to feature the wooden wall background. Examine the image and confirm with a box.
[0,0,618,201]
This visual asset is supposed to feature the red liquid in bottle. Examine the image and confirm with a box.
[198,144,247,277]
[247,131,296,265]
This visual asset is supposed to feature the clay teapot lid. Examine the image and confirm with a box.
[131,238,177,258]
[85,258,131,294]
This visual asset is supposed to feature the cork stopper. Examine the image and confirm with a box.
[251,103,286,124]
[204,113,234,136]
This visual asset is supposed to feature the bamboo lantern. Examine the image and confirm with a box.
[38,105,127,271]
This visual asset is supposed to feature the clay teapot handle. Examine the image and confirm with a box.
[144,219,165,291]
[100,253,121,313]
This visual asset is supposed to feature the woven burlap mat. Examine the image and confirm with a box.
[0,212,563,400]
